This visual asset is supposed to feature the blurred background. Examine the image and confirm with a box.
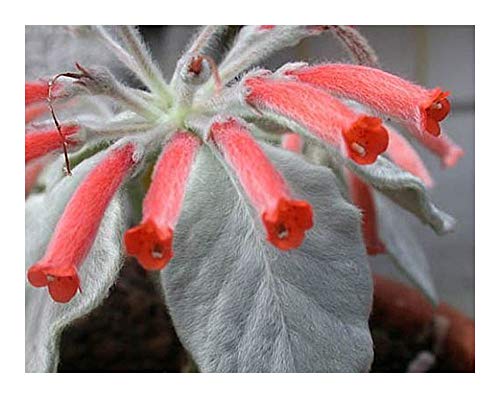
[141,26,475,317]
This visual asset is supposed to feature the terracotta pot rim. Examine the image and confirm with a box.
[372,274,475,372]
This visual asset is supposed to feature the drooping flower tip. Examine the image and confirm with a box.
[262,198,314,250]
[422,89,451,136]
[124,219,174,271]
[27,263,80,303]
[343,116,389,165]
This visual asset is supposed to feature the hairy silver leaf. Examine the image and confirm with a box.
[376,195,438,305]
[161,144,373,372]
[346,156,455,235]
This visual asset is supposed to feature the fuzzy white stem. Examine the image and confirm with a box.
[117,26,172,101]
[93,26,140,72]
[187,25,220,54]
[331,26,380,68]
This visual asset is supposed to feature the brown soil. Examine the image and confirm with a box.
[58,260,472,372]
[58,258,190,372]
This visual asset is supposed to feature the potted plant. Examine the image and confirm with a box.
[25,25,473,372]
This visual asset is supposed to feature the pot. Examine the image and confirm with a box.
[370,275,475,372]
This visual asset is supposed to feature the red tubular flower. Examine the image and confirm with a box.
[285,64,451,136]
[347,172,385,255]
[124,132,201,270]
[25,80,62,106]
[281,132,303,153]
[245,76,388,165]
[26,98,76,125]
[210,118,313,250]
[413,131,464,168]
[25,81,50,105]
[386,128,434,187]
[25,124,80,164]
[343,116,389,164]
[27,143,137,303]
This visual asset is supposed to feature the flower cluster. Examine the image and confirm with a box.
[25,25,462,304]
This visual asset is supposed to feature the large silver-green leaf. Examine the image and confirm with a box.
[25,153,126,372]
[376,195,438,305]
[161,144,373,372]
